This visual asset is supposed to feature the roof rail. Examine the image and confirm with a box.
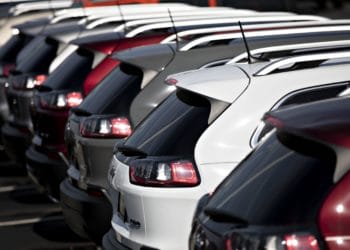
[255,51,350,76]
[180,24,350,51]
[126,15,327,38]
[54,3,196,17]
[87,10,260,30]
[11,0,72,16]
[52,4,201,23]
[161,19,350,43]
[86,7,257,21]
[112,12,296,32]
[228,39,350,63]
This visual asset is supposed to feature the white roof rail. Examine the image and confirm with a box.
[51,4,204,24]
[255,51,350,76]
[229,39,350,63]
[112,12,296,32]
[126,15,327,38]
[161,19,350,43]
[87,9,259,30]
[181,24,350,51]
[10,0,72,16]
[54,3,196,16]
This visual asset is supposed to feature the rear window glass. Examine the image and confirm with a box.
[78,63,142,116]
[16,37,58,74]
[43,48,94,90]
[206,132,336,225]
[0,33,30,63]
[122,90,211,156]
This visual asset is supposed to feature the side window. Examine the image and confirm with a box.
[251,83,350,146]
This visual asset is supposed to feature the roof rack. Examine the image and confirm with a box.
[10,0,72,16]
[180,24,350,51]
[161,19,350,44]
[255,51,350,76]
[87,10,260,30]
[55,3,200,20]
[125,15,327,38]
[229,40,350,63]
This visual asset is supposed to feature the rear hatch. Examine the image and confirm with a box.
[6,35,59,127]
[32,46,96,148]
[66,44,174,187]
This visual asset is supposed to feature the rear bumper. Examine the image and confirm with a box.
[25,145,66,200]
[102,229,132,250]
[60,179,112,244]
[1,122,32,165]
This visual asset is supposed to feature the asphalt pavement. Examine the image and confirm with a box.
[0,157,98,250]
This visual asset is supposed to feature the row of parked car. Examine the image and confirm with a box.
[0,1,350,250]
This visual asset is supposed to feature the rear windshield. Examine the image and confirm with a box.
[0,33,30,63]
[122,90,212,156]
[16,36,58,74]
[206,132,336,225]
[77,63,143,116]
[43,48,94,91]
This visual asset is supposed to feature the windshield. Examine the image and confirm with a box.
[206,132,336,225]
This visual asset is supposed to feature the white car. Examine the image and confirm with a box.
[106,44,350,249]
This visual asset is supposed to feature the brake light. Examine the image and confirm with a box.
[26,74,47,89]
[165,78,178,85]
[40,91,83,110]
[225,233,320,250]
[2,64,15,77]
[129,159,199,187]
[12,74,48,90]
[284,235,319,250]
[80,116,132,138]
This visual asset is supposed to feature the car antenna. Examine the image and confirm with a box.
[117,0,127,35]
[238,21,255,64]
[168,8,179,51]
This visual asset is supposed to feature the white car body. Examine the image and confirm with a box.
[109,44,350,249]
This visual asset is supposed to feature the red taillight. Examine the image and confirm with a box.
[284,234,320,250]
[34,74,47,87]
[129,160,199,187]
[80,116,132,139]
[2,64,15,77]
[225,233,320,250]
[66,92,83,107]
[165,78,178,85]
[26,74,47,89]
[40,91,83,110]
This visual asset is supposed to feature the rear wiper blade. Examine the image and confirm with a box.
[115,144,147,157]
[204,207,248,225]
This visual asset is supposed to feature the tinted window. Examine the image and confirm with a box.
[16,37,58,74]
[78,63,143,116]
[43,48,94,91]
[0,33,29,63]
[207,132,336,225]
[123,90,211,156]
